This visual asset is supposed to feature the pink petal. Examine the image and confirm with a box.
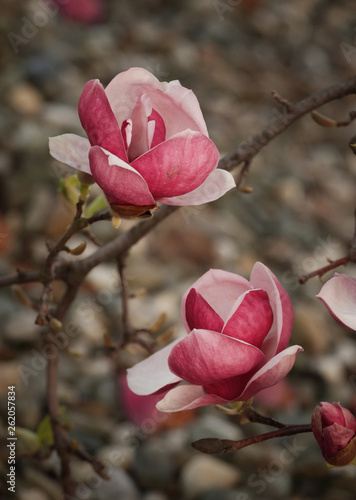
[105,67,162,124]
[318,402,356,432]
[156,384,231,412]
[78,80,127,161]
[127,94,152,161]
[157,169,236,206]
[89,146,155,206]
[317,274,356,330]
[168,329,265,386]
[164,82,209,136]
[147,108,166,148]
[145,89,208,139]
[49,134,91,174]
[119,373,169,428]
[131,130,219,198]
[238,345,303,400]
[181,269,252,330]
[222,289,273,348]
[323,423,356,458]
[250,262,294,358]
[185,288,224,332]
[105,69,209,138]
[127,338,182,396]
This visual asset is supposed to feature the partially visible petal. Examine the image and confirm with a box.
[119,373,169,428]
[127,94,151,161]
[148,108,166,148]
[168,329,265,386]
[250,262,294,358]
[185,288,224,332]
[157,169,236,206]
[317,274,356,330]
[89,146,155,206]
[222,289,273,348]
[156,384,231,412]
[127,338,182,396]
[181,269,252,329]
[318,402,356,432]
[163,84,208,136]
[147,89,209,139]
[131,130,219,198]
[106,71,208,137]
[237,345,303,400]
[49,134,91,174]
[105,67,162,124]
[311,407,324,450]
[79,80,127,161]
[323,423,356,458]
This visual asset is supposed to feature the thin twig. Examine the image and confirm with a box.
[0,269,41,288]
[299,208,356,284]
[244,406,287,429]
[117,255,132,342]
[219,75,356,173]
[271,90,293,111]
[45,282,82,496]
[192,424,312,454]
[298,256,350,284]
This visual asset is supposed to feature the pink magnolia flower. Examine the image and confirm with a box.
[127,262,303,412]
[317,274,356,331]
[49,68,235,218]
[311,402,356,466]
[56,0,104,24]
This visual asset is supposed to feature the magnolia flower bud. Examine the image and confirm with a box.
[311,402,356,466]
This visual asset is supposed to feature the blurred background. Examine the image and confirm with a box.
[1,0,356,498]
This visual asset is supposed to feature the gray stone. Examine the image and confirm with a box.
[181,455,241,498]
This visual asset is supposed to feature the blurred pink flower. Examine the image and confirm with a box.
[119,374,168,429]
[317,274,356,331]
[311,402,356,466]
[127,262,302,412]
[49,68,235,218]
[56,0,104,24]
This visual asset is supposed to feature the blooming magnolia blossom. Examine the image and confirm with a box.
[49,68,235,217]
[317,273,356,331]
[311,402,356,466]
[127,262,303,412]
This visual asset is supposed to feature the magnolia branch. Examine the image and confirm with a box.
[192,424,312,455]
[299,208,356,284]
[219,75,356,172]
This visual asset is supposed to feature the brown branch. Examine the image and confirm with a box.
[0,269,41,288]
[244,406,287,429]
[299,208,356,284]
[117,255,133,341]
[45,282,82,496]
[76,205,178,276]
[219,75,356,173]
[298,256,350,284]
[192,424,312,455]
